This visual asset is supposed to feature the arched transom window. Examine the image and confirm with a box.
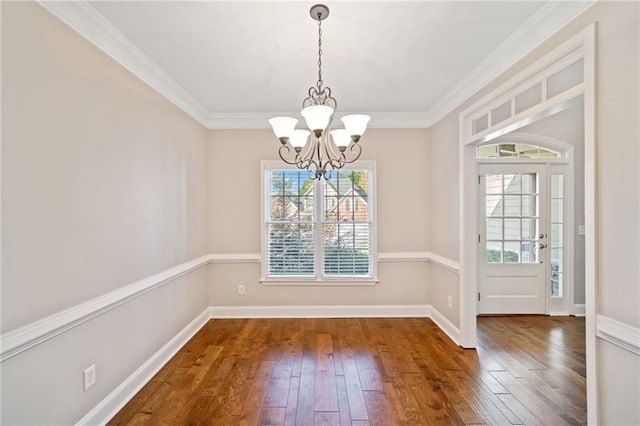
[477,143,561,159]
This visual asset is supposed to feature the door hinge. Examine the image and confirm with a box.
[478,292,481,301]
[478,234,481,243]
[478,175,481,184]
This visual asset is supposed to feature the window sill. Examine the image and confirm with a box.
[260,278,379,286]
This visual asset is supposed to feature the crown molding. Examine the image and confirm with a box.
[38,0,595,130]
[37,1,210,128]
[206,111,432,130]
[425,0,596,126]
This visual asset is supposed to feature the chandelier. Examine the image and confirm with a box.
[268,4,371,180]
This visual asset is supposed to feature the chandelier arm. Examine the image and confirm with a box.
[298,136,315,161]
[278,145,302,166]
[299,156,320,176]
[296,138,320,172]
[322,131,342,166]
[303,138,320,170]
[344,142,363,164]
[316,134,325,168]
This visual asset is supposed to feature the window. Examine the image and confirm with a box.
[550,174,564,297]
[262,162,376,282]
[485,172,539,264]
[477,143,561,159]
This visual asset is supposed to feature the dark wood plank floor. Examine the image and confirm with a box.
[109,316,586,425]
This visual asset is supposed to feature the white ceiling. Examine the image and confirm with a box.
[42,1,594,128]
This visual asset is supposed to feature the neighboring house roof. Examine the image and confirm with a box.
[295,175,368,216]
[325,178,367,200]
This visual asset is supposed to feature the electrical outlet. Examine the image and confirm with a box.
[447,296,453,309]
[83,364,96,391]
[238,284,245,295]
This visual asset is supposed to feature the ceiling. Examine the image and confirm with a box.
[42,1,594,128]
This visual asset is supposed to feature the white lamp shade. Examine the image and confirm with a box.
[301,105,333,131]
[330,129,351,148]
[341,114,371,136]
[268,117,298,138]
[290,129,310,148]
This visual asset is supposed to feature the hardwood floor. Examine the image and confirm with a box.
[109,316,586,425]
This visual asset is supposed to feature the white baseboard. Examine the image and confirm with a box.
[573,304,586,317]
[77,307,212,426]
[210,305,430,319]
[427,305,461,346]
[548,311,571,316]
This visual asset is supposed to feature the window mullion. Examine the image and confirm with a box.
[315,178,323,280]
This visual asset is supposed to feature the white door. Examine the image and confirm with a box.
[478,164,548,314]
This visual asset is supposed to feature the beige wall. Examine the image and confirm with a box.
[208,128,430,307]
[427,112,460,326]
[1,3,209,424]
[3,1,638,424]
[428,2,640,424]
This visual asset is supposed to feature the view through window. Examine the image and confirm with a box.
[264,168,374,280]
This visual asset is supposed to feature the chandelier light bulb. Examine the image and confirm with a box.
[341,114,371,138]
[268,117,298,141]
[301,105,334,135]
[330,129,351,150]
[290,129,311,150]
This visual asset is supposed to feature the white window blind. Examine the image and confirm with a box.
[263,167,375,280]
[321,171,372,276]
[265,170,316,276]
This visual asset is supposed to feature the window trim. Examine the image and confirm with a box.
[260,160,378,285]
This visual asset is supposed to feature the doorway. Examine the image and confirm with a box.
[478,163,548,314]
[476,147,574,315]
[457,24,596,423]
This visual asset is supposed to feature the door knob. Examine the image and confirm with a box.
[538,233,545,239]
[539,243,547,249]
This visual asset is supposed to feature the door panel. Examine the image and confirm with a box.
[479,164,547,314]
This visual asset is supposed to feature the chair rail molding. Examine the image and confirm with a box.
[1,250,457,362]
[0,254,212,362]
[596,315,640,356]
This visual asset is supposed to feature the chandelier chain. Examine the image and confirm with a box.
[317,17,323,89]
